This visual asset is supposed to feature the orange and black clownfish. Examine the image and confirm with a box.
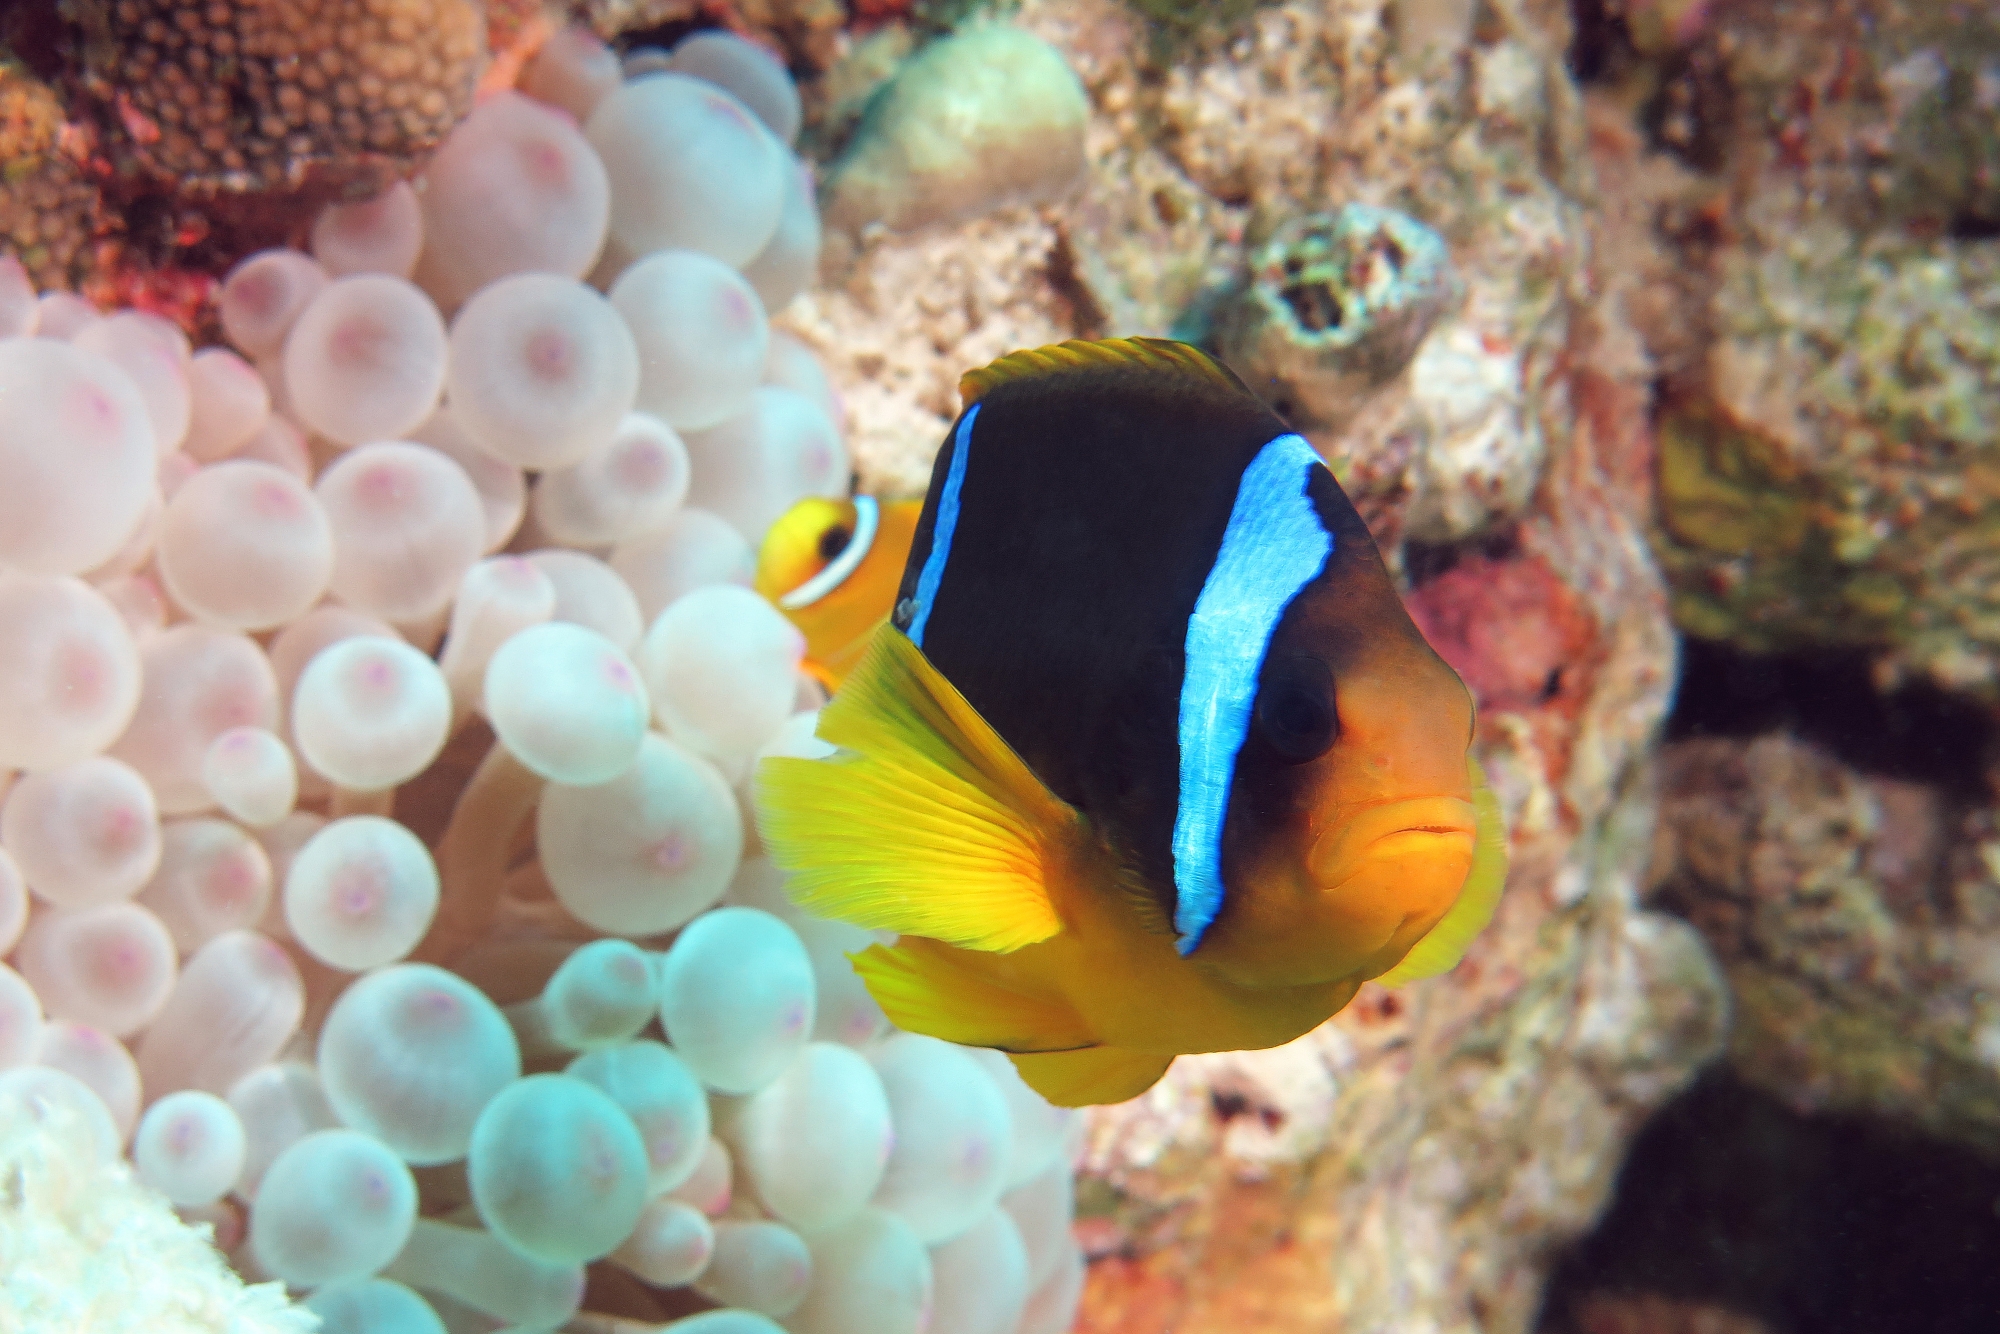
[756,337,1507,1107]
[756,494,924,692]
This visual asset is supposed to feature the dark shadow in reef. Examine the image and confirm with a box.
[1665,637,1998,803]
[1564,0,1633,85]
[1535,1070,2000,1334]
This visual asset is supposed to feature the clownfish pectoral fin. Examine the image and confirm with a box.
[852,937,1094,1054]
[1007,1046,1175,1108]
[1374,760,1509,987]
[756,624,1073,953]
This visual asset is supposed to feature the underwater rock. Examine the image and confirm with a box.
[1399,317,1551,543]
[1875,21,2000,233]
[1213,203,1461,426]
[819,23,1088,236]
[816,0,1574,556]
[1651,733,2000,1157]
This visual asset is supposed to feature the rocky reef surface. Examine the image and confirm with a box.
[798,0,1734,1329]
[792,0,2000,1327]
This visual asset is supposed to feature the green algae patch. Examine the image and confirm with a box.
[1656,410,1810,559]
[1121,0,1280,57]
[1654,409,1903,654]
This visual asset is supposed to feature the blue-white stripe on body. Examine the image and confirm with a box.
[906,403,979,649]
[1171,433,1334,954]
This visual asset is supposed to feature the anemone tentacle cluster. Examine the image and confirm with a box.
[0,25,1082,1334]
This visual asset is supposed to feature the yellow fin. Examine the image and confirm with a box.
[1374,760,1509,987]
[852,938,1093,1053]
[755,625,1070,952]
[959,337,1245,409]
[1008,1046,1174,1108]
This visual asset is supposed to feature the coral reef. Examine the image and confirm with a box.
[1656,222,2000,683]
[69,0,486,203]
[1,0,1992,1325]
[1541,1069,2000,1333]
[756,1,1727,1330]
[0,57,100,291]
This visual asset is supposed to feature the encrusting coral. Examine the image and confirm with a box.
[819,21,1089,237]
[1629,0,2000,696]
[1213,202,1462,429]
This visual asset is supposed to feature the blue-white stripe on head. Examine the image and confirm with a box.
[906,403,979,649]
[1171,432,1334,955]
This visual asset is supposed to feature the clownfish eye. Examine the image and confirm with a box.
[817,524,853,563]
[1255,656,1337,763]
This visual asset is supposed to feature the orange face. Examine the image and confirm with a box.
[1190,541,1480,991]
[755,496,923,689]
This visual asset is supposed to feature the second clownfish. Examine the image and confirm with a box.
[756,494,924,691]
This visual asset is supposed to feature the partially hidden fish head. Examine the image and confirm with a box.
[756,494,921,688]
[1191,525,1480,992]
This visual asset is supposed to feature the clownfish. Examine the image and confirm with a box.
[755,494,925,691]
[756,338,1506,1107]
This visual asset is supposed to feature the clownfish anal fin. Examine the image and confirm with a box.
[756,624,1073,953]
[851,937,1093,1053]
[1007,1046,1175,1108]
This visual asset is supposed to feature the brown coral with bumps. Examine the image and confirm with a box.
[71,0,486,202]
[0,59,100,289]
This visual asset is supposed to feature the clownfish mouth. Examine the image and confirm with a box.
[1308,796,1480,893]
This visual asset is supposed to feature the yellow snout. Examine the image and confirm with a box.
[1194,796,1477,989]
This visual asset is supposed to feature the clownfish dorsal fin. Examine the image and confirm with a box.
[755,624,1074,952]
[958,337,1248,408]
